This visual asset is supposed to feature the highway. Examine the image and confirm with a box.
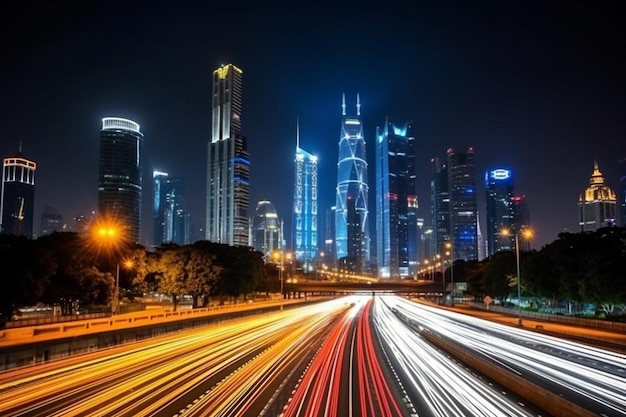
[383,296,626,416]
[0,299,352,417]
[1,295,623,416]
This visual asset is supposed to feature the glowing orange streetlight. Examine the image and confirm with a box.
[501,227,534,326]
[93,220,127,314]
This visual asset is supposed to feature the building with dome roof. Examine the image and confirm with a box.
[578,161,616,231]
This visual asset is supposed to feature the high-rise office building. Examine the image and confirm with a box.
[153,171,190,247]
[447,147,478,261]
[511,195,531,250]
[252,200,281,260]
[619,158,626,227]
[1,148,36,238]
[293,122,318,272]
[375,119,417,279]
[578,161,616,231]
[206,63,250,246]
[324,206,336,267]
[335,94,370,272]
[40,206,64,236]
[430,157,450,257]
[98,117,144,244]
[485,168,515,256]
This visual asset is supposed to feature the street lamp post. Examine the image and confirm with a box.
[502,228,533,326]
[445,242,454,306]
[273,251,284,309]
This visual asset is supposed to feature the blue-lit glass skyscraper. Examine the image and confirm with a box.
[153,171,190,247]
[447,147,478,261]
[485,168,514,256]
[335,94,370,273]
[430,157,450,257]
[375,119,417,279]
[293,123,318,272]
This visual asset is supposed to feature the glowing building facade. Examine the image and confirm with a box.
[98,117,144,243]
[578,161,616,231]
[1,149,36,238]
[485,168,515,256]
[293,123,318,272]
[206,63,250,246]
[430,157,450,257]
[375,119,418,279]
[252,200,281,260]
[335,94,370,272]
[153,171,190,247]
[447,147,478,261]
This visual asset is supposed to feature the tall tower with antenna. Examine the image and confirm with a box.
[335,94,370,273]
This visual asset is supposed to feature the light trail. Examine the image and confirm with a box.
[381,296,626,416]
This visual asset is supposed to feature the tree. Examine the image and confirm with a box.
[0,235,54,326]
[152,244,186,311]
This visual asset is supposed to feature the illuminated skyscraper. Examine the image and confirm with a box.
[1,148,36,238]
[252,200,281,260]
[578,161,616,231]
[206,63,250,246]
[485,168,515,256]
[293,121,318,272]
[447,147,478,261]
[375,119,417,279]
[153,171,189,247]
[430,157,450,257]
[512,195,531,250]
[98,117,144,243]
[335,94,370,272]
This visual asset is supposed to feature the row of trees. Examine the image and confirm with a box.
[2,227,625,325]
[0,232,278,325]
[456,227,626,316]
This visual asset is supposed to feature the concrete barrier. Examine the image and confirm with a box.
[420,329,596,417]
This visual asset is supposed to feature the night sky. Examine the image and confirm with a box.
[1,1,624,249]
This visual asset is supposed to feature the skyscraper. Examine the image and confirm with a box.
[293,122,318,272]
[252,200,281,261]
[206,63,250,246]
[335,94,370,272]
[511,195,531,250]
[375,119,417,279]
[447,147,478,261]
[40,206,64,236]
[1,148,36,238]
[578,161,616,231]
[485,168,514,256]
[153,171,189,247]
[430,157,450,257]
[98,117,144,244]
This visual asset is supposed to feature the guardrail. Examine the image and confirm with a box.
[468,302,626,333]
[2,299,304,345]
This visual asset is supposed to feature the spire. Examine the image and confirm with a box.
[18,141,22,153]
[296,117,300,149]
[356,93,361,116]
[342,93,346,116]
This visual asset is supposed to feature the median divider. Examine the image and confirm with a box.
[419,328,596,417]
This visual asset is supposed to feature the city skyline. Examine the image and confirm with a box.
[1,1,624,249]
